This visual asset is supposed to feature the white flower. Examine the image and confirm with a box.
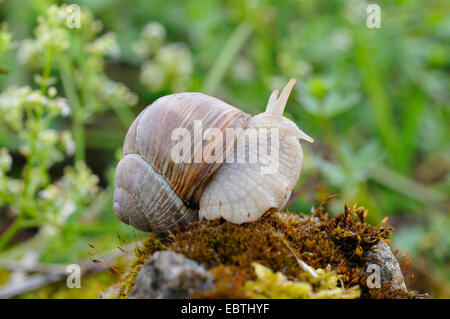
[8,179,24,193]
[40,129,58,145]
[60,131,75,156]
[134,22,166,58]
[142,22,166,44]
[26,91,48,105]
[41,224,58,236]
[60,201,76,221]
[85,32,121,59]
[55,98,71,117]
[0,148,12,172]
[39,189,51,199]
[140,61,165,91]
[48,87,57,98]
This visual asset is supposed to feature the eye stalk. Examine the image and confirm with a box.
[265,79,314,143]
[265,78,296,118]
[266,89,279,112]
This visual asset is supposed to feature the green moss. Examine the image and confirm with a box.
[119,204,418,299]
[243,263,360,299]
[117,232,166,298]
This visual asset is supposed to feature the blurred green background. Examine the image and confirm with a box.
[0,0,448,298]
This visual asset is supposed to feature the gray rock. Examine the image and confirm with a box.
[129,250,215,299]
[364,240,407,291]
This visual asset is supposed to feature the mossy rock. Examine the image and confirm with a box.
[118,204,420,299]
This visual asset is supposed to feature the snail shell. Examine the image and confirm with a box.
[113,79,313,235]
[113,93,251,234]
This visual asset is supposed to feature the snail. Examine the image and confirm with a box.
[113,79,313,234]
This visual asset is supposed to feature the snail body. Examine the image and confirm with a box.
[113,79,313,234]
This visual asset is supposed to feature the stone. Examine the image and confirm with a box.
[364,240,407,291]
[129,250,215,299]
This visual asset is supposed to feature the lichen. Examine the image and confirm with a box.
[118,204,419,299]
[243,263,360,299]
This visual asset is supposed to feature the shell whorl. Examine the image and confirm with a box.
[113,93,251,234]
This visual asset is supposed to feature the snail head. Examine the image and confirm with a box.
[255,78,314,143]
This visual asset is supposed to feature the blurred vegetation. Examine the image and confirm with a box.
[0,0,448,298]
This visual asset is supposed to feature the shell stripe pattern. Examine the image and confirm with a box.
[115,93,250,233]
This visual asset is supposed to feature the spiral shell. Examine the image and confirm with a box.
[113,93,251,234]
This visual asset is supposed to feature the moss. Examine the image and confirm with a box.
[118,204,419,299]
[365,285,419,299]
[243,263,360,299]
[191,265,249,299]
[117,232,166,298]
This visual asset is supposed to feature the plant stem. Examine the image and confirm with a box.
[23,104,39,199]
[354,33,402,171]
[111,104,136,128]
[0,216,22,250]
[369,165,447,206]
[202,23,252,95]
[59,58,85,163]
[40,49,53,95]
